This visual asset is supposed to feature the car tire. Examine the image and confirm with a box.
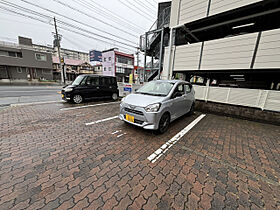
[112,93,118,101]
[187,103,194,116]
[157,113,170,134]
[72,94,83,104]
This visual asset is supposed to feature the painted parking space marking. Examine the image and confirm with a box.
[117,133,126,138]
[147,114,206,163]
[60,101,120,111]
[86,116,119,126]
[111,130,121,135]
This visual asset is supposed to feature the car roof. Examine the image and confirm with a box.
[80,74,116,78]
[154,80,191,84]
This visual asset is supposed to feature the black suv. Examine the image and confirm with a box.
[61,75,119,104]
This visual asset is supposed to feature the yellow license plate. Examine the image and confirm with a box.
[126,114,134,123]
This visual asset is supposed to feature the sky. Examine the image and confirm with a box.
[0,0,167,57]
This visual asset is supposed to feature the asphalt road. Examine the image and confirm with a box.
[0,86,63,106]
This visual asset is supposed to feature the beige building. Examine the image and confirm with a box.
[142,0,280,89]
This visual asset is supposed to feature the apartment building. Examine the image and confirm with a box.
[33,45,90,63]
[102,48,134,82]
[0,37,53,81]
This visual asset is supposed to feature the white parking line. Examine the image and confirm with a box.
[147,114,206,163]
[86,116,119,126]
[111,130,121,135]
[117,133,126,138]
[60,101,120,111]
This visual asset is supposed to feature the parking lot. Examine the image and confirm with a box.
[0,100,279,209]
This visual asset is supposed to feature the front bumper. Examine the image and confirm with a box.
[119,103,162,130]
[61,91,71,101]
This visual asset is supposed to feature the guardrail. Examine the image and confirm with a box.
[193,85,280,112]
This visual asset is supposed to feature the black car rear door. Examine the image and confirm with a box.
[99,77,112,98]
[84,76,101,99]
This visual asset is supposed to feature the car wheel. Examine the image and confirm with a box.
[112,93,118,100]
[73,94,83,104]
[187,103,194,116]
[157,113,170,134]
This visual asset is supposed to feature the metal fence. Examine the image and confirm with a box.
[193,85,280,112]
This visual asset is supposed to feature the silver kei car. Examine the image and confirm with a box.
[119,80,195,133]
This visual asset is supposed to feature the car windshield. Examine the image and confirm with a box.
[72,76,85,86]
[136,81,174,96]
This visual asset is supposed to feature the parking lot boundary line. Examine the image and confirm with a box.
[147,114,206,163]
[60,101,120,111]
[86,115,119,126]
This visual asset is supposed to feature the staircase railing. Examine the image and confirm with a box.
[139,6,171,52]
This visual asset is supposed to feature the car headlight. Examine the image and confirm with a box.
[145,103,161,112]
[64,87,73,92]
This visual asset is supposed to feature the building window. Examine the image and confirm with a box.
[116,67,125,74]
[35,53,47,61]
[104,57,106,62]
[16,52,23,58]
[109,57,111,61]
[109,67,112,71]
[104,67,106,71]
[8,52,16,57]
[0,50,22,58]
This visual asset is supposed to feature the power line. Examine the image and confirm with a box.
[0,0,138,48]
[0,5,136,52]
[72,0,144,33]
[19,0,137,45]
[128,0,157,16]
[135,0,157,13]
[117,0,154,21]
[144,0,157,8]
[70,0,141,33]
[56,20,137,48]
[52,0,138,38]
[85,0,147,31]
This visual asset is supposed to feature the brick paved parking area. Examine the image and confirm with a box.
[0,101,279,209]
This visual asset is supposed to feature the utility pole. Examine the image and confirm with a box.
[54,17,65,84]
[136,48,140,84]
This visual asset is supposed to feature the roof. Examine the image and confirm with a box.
[52,57,85,66]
